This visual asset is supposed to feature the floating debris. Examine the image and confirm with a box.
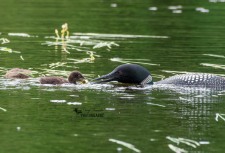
[194,95,205,98]
[48,62,70,69]
[196,7,209,13]
[87,51,95,61]
[0,47,21,53]
[55,23,69,39]
[172,10,182,14]
[16,126,21,131]
[166,136,201,148]
[146,102,166,107]
[215,113,225,122]
[200,63,225,70]
[120,96,134,99]
[55,29,60,39]
[168,5,183,10]
[117,147,122,152]
[203,54,225,58]
[0,47,12,53]
[93,42,119,50]
[20,55,24,60]
[73,134,79,137]
[31,98,40,99]
[199,141,210,145]
[148,7,158,11]
[0,106,7,112]
[62,46,70,54]
[50,100,67,103]
[8,33,31,37]
[67,57,96,64]
[168,144,188,153]
[110,3,117,8]
[62,23,69,39]
[0,38,10,44]
[150,138,157,142]
[105,108,116,111]
[69,95,79,97]
[109,138,141,153]
[179,97,192,102]
[74,33,169,39]
[67,102,82,105]
[168,5,183,14]
[209,0,225,2]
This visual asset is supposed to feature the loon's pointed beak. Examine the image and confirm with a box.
[93,72,117,83]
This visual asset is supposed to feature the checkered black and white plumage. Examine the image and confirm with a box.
[155,73,225,87]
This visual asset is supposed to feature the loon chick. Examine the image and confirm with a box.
[5,68,32,79]
[93,64,225,88]
[40,71,87,85]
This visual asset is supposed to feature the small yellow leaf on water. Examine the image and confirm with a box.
[87,51,95,61]
[62,23,68,31]
[20,55,24,60]
[55,29,60,38]
[61,23,69,39]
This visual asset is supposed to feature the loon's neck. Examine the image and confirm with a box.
[140,75,153,86]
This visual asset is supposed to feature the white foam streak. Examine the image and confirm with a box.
[203,54,225,58]
[168,5,183,10]
[166,136,201,148]
[215,113,225,122]
[110,58,160,66]
[148,7,158,11]
[8,33,31,37]
[109,138,141,153]
[168,144,188,153]
[0,107,7,112]
[105,108,116,111]
[50,100,66,103]
[146,102,166,107]
[209,0,225,2]
[74,33,169,39]
[200,63,225,70]
[67,102,82,105]
[196,7,209,13]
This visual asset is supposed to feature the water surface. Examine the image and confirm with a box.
[1,0,225,153]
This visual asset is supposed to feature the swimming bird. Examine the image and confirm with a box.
[93,64,225,88]
[5,68,32,79]
[94,64,153,86]
[40,71,87,85]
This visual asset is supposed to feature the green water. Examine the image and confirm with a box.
[1,0,225,153]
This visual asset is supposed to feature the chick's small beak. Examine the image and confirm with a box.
[82,79,89,84]
[77,77,88,84]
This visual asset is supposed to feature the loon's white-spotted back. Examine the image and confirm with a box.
[155,73,225,87]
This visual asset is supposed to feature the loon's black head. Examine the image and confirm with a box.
[94,64,153,85]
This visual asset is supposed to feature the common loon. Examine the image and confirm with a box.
[93,64,225,88]
[40,71,87,85]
